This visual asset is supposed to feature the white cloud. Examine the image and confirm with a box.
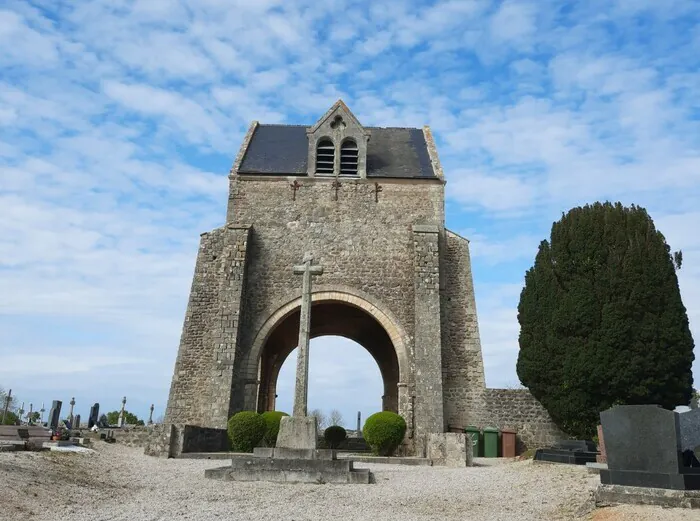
[0,9,59,66]
[0,354,147,377]
[448,170,538,212]
[490,1,537,44]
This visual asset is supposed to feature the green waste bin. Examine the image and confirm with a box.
[465,426,481,458]
[483,427,499,458]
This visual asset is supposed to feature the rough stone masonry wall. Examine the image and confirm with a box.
[483,389,566,452]
[412,225,445,436]
[440,231,487,429]
[164,226,250,429]
[228,175,446,437]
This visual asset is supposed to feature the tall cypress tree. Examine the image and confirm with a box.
[516,202,695,438]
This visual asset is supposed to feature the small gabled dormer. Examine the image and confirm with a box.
[306,100,370,178]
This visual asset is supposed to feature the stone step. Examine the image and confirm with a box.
[348,468,372,484]
[337,453,432,466]
[586,462,608,474]
[205,456,370,484]
[253,447,337,460]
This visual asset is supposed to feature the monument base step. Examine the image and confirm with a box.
[204,456,371,484]
[586,462,608,474]
[336,453,433,466]
[253,447,336,460]
[600,469,700,490]
[42,441,78,448]
[595,483,700,508]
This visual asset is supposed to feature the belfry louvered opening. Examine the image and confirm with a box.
[340,139,358,176]
[315,138,335,175]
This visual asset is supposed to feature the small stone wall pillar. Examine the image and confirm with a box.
[427,433,473,467]
[596,424,607,463]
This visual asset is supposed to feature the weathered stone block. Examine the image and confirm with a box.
[276,416,317,450]
[426,433,472,467]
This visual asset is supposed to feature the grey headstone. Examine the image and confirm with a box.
[679,408,700,452]
[88,403,99,428]
[601,405,680,474]
[74,414,81,429]
[47,400,62,431]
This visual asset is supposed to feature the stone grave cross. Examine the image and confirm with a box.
[68,397,75,426]
[291,253,323,417]
[118,396,126,427]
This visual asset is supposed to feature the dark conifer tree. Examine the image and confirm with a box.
[517,202,695,438]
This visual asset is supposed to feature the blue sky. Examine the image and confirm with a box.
[1,0,699,426]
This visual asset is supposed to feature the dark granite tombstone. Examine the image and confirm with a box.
[534,439,598,465]
[553,439,597,452]
[599,404,700,490]
[679,408,700,453]
[47,400,62,432]
[88,403,99,429]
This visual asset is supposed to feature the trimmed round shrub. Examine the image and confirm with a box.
[362,412,406,456]
[261,411,289,447]
[227,411,265,452]
[324,425,347,449]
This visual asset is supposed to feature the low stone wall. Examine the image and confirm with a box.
[111,427,156,448]
[483,389,565,453]
[182,425,229,453]
[141,424,229,457]
[144,424,174,457]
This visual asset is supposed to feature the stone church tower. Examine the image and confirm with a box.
[158,101,560,456]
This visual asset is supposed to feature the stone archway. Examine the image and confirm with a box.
[244,290,410,421]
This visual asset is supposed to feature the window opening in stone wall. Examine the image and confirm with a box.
[340,139,358,176]
[316,138,335,175]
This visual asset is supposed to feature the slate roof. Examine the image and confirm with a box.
[237,124,436,179]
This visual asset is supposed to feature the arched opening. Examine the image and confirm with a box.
[256,300,401,416]
[315,138,335,175]
[275,336,384,427]
[340,139,358,176]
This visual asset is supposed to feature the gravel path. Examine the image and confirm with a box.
[1,443,697,521]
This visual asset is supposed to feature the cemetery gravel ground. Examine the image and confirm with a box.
[1,443,698,521]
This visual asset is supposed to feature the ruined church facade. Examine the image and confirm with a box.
[161,101,561,455]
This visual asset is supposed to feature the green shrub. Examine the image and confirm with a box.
[227,411,266,452]
[261,411,289,447]
[362,412,406,456]
[1,411,18,425]
[324,425,347,449]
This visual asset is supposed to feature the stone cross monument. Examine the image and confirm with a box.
[68,397,75,426]
[291,253,324,417]
[275,253,323,450]
[117,396,126,427]
[1,389,11,425]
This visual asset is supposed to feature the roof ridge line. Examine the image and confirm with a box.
[256,123,423,131]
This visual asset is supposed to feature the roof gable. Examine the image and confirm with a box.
[307,99,365,135]
[235,102,440,179]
